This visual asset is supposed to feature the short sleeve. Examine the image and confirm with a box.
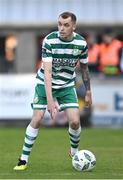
[79,43,88,64]
[42,38,52,62]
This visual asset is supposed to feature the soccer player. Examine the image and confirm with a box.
[14,11,92,170]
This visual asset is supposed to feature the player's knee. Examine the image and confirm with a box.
[70,120,80,130]
[31,110,44,128]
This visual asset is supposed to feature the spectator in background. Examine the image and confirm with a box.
[4,34,17,73]
[0,36,5,73]
[98,29,123,75]
[0,34,17,73]
[34,36,44,72]
[120,48,123,73]
[85,33,99,73]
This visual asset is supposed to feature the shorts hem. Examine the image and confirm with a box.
[32,107,46,110]
[59,106,79,112]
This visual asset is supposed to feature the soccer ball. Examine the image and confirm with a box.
[72,150,96,172]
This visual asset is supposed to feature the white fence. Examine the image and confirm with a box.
[0,74,35,119]
[92,82,123,127]
[0,74,123,127]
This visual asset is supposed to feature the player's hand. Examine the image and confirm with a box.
[84,90,92,107]
[47,101,58,120]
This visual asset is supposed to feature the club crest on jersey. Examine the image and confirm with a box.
[73,48,80,56]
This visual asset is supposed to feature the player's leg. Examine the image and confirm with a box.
[57,86,81,157]
[13,109,45,170]
[22,110,45,162]
[14,84,47,170]
[65,108,81,157]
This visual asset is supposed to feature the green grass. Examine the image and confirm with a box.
[0,127,123,179]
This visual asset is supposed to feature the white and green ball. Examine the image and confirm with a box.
[72,150,96,172]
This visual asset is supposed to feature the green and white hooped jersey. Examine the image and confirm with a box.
[36,31,88,89]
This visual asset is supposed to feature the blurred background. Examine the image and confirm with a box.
[0,0,123,128]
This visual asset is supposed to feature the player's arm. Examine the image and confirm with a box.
[80,63,92,107]
[79,43,92,107]
[43,60,57,120]
[43,61,53,103]
[80,63,91,91]
[42,40,57,120]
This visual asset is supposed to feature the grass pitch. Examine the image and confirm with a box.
[0,127,123,179]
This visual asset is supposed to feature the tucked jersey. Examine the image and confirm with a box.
[36,31,88,89]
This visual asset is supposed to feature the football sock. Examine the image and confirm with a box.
[20,124,39,162]
[68,126,81,156]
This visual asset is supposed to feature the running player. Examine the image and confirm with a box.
[14,11,92,170]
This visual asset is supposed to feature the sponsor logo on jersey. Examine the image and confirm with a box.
[53,58,78,68]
